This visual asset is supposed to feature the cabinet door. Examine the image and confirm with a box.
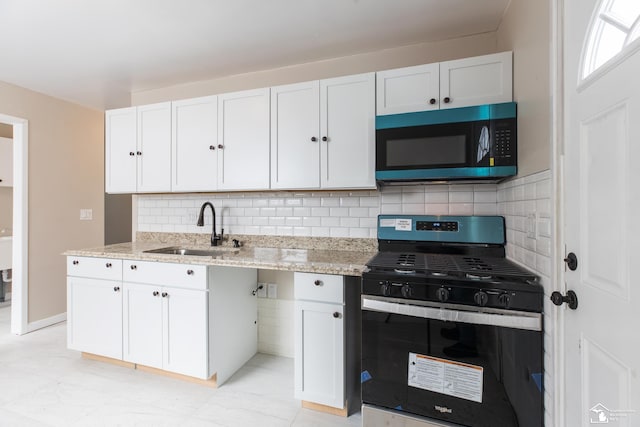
[376,63,440,115]
[294,300,344,409]
[105,107,137,193]
[137,102,172,192]
[439,51,513,109]
[217,88,270,190]
[270,81,320,189]
[67,277,123,360]
[320,73,376,189]
[172,96,218,192]
[123,282,163,369]
[162,287,209,379]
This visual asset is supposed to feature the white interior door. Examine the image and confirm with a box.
[562,0,640,424]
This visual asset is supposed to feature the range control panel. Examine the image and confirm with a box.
[416,221,459,232]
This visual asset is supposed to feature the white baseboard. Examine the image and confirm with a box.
[26,312,66,333]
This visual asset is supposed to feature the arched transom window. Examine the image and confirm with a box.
[582,0,640,80]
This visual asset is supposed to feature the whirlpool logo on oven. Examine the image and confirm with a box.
[434,405,452,414]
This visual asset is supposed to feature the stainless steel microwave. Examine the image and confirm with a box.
[375,102,517,183]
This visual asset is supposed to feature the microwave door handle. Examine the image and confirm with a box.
[361,296,541,332]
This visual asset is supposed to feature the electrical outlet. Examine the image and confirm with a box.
[526,213,537,239]
[80,209,93,221]
[257,282,267,298]
[267,283,278,299]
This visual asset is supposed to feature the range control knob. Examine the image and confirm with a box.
[436,287,450,302]
[474,291,489,307]
[380,281,392,297]
[401,284,413,298]
[498,292,512,308]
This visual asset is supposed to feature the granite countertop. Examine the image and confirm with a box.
[64,234,378,277]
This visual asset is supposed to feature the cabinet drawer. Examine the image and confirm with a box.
[294,272,343,304]
[67,256,122,281]
[123,260,207,290]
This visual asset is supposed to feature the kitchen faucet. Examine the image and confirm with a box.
[197,202,223,246]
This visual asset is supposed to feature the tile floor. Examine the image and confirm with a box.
[0,307,362,426]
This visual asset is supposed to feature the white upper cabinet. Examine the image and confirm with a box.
[320,73,376,189]
[376,63,440,115]
[217,88,270,191]
[376,51,513,115]
[270,81,321,190]
[439,51,513,109]
[105,103,171,193]
[0,137,12,187]
[137,102,172,193]
[271,74,375,190]
[172,96,218,192]
[105,107,137,193]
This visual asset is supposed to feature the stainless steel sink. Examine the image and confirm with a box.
[144,246,233,257]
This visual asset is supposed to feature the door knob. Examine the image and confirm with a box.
[311,137,317,142]
[322,136,328,142]
[564,253,578,271]
[429,98,437,105]
[551,290,578,310]
[333,312,340,318]
[443,97,451,103]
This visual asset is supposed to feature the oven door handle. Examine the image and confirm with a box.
[362,297,542,332]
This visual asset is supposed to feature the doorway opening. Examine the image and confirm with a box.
[0,114,29,335]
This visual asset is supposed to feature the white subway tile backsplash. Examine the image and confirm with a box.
[340,217,360,228]
[330,227,349,238]
[450,192,473,203]
[302,216,321,227]
[474,191,497,203]
[311,207,330,217]
[276,207,293,217]
[330,207,349,217]
[381,204,403,214]
[402,203,425,214]
[349,207,369,217]
[339,197,359,207]
[312,227,330,237]
[473,203,498,215]
[424,192,449,203]
[402,192,425,204]
[449,203,474,215]
[349,228,370,238]
[425,203,450,215]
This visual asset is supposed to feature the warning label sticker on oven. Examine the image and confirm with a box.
[395,218,412,231]
[408,353,483,403]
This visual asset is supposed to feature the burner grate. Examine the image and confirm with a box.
[367,252,537,282]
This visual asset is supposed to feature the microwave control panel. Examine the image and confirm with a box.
[492,118,517,166]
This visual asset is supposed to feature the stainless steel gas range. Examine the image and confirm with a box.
[361,215,544,427]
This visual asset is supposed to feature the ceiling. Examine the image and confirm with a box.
[0,0,510,110]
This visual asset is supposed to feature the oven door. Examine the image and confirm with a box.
[361,296,543,427]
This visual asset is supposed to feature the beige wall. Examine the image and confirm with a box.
[0,80,104,323]
[0,126,12,233]
[497,0,551,176]
[0,187,11,233]
[132,32,498,105]
[0,123,12,138]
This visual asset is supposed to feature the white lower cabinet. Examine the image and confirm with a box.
[294,272,346,409]
[122,281,208,379]
[67,257,123,360]
[67,256,257,384]
[67,276,123,360]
